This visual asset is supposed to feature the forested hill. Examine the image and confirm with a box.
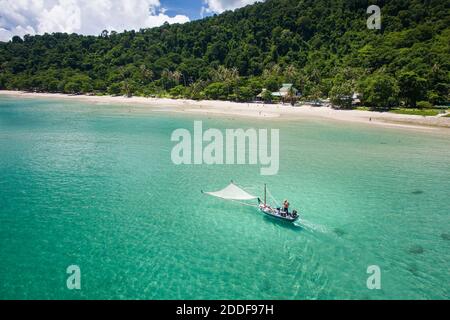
[0,0,449,109]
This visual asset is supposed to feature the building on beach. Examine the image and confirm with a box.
[272,83,301,104]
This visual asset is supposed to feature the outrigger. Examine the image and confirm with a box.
[202,181,299,223]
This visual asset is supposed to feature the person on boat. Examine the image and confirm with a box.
[280,200,289,217]
[282,200,290,216]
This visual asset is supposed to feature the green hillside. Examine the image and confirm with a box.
[0,0,448,109]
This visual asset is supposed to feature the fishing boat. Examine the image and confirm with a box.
[202,182,299,223]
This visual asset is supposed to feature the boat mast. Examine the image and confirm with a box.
[264,184,267,205]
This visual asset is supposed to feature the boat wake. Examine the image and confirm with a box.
[295,219,329,234]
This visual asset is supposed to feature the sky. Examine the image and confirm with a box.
[0,0,262,42]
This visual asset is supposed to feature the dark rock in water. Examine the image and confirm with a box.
[333,228,346,237]
[411,190,424,195]
[441,233,450,241]
[406,264,419,276]
[408,245,424,254]
[261,281,271,292]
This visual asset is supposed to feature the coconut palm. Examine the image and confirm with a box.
[287,86,298,106]
[140,64,153,84]
[284,64,299,83]
[121,79,133,98]
[171,71,182,84]
[211,66,240,83]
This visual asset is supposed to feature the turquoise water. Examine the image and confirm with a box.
[0,96,449,300]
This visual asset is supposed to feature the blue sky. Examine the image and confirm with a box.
[0,0,262,41]
[162,0,261,19]
[162,0,206,20]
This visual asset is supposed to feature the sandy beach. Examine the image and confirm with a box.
[1,90,449,131]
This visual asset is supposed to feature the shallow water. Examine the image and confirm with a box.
[0,96,449,299]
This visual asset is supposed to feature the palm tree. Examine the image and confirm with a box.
[287,86,297,106]
[284,64,298,83]
[161,69,171,90]
[189,80,207,99]
[122,79,133,98]
[140,64,153,84]
[296,71,310,96]
[211,66,240,83]
[308,86,322,101]
[171,71,182,85]
[263,64,281,79]
[228,67,239,83]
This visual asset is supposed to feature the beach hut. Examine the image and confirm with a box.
[256,88,273,102]
[352,92,362,106]
[257,88,268,99]
[272,84,301,105]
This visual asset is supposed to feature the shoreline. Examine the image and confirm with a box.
[1,90,449,131]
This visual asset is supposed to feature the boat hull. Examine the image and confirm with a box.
[259,205,299,222]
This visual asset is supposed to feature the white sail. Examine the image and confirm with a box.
[204,183,257,201]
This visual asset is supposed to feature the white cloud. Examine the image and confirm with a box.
[0,0,190,41]
[201,0,262,16]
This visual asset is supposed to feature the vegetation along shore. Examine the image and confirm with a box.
[0,0,448,115]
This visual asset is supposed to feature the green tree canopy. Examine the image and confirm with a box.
[0,0,447,107]
[398,71,428,107]
[360,74,399,110]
